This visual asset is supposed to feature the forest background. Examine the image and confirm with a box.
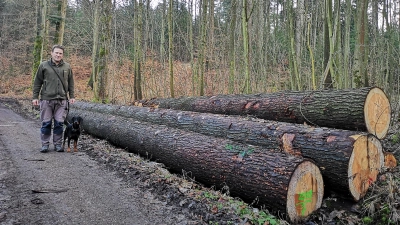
[0,0,399,108]
[1,1,400,224]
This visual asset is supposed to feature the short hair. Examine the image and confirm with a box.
[52,44,64,52]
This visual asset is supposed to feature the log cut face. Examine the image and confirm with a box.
[71,102,385,201]
[363,87,391,139]
[289,131,383,201]
[383,152,397,169]
[287,160,324,222]
[141,87,391,139]
[68,109,324,221]
[348,135,384,201]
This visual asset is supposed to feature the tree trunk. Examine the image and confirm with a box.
[242,0,251,93]
[98,0,112,102]
[228,0,237,94]
[353,0,369,88]
[32,0,45,80]
[68,108,324,222]
[42,0,49,58]
[295,0,304,88]
[198,0,208,96]
[140,87,391,139]
[54,0,67,45]
[134,0,143,100]
[88,0,100,90]
[168,0,174,97]
[58,0,67,45]
[322,0,333,88]
[343,0,352,88]
[71,101,384,201]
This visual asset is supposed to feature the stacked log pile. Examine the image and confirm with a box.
[69,107,325,222]
[68,87,394,222]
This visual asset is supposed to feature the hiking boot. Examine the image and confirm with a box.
[55,145,64,152]
[40,145,49,153]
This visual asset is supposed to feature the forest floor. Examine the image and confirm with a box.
[1,79,400,224]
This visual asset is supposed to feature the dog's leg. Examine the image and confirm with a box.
[63,137,66,152]
[67,138,71,152]
[73,139,78,152]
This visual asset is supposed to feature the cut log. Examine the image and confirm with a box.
[71,102,384,200]
[67,108,324,222]
[384,152,397,169]
[140,87,391,139]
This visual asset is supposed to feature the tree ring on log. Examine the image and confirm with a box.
[286,160,324,222]
[348,134,384,201]
[364,87,391,139]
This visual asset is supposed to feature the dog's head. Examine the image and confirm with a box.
[71,116,83,129]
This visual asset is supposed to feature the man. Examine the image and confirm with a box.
[32,45,76,153]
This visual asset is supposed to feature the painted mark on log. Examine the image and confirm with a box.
[326,136,336,143]
[225,144,254,158]
[296,189,313,216]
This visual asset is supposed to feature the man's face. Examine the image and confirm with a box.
[51,48,64,63]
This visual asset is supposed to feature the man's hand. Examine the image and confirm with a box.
[69,98,76,104]
[32,99,39,106]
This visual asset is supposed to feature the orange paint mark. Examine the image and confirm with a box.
[368,177,374,185]
[326,136,336,143]
[245,102,252,109]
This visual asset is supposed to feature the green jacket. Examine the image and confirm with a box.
[33,59,75,100]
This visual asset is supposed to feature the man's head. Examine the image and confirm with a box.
[51,45,64,64]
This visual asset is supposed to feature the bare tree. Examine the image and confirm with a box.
[32,0,45,78]
[55,0,67,45]
[89,0,112,102]
[134,0,143,100]
[228,0,237,94]
[353,0,369,88]
[168,0,174,97]
[198,0,208,96]
[242,0,251,93]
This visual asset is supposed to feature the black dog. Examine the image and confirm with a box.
[63,116,83,152]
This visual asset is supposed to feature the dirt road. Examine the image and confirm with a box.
[0,101,202,225]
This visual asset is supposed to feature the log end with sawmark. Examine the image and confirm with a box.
[286,160,324,222]
[364,87,391,139]
[347,134,384,201]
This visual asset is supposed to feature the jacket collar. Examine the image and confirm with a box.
[49,58,64,67]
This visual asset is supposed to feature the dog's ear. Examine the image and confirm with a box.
[78,116,83,123]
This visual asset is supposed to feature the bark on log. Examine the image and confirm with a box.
[67,108,324,222]
[140,87,391,139]
[71,102,384,201]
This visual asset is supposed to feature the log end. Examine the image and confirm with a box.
[348,135,384,201]
[364,87,391,139]
[286,160,324,222]
[384,152,397,169]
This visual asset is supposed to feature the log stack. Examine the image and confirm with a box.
[71,101,384,201]
[68,87,394,222]
[68,108,324,222]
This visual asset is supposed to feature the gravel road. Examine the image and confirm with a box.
[0,101,203,225]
